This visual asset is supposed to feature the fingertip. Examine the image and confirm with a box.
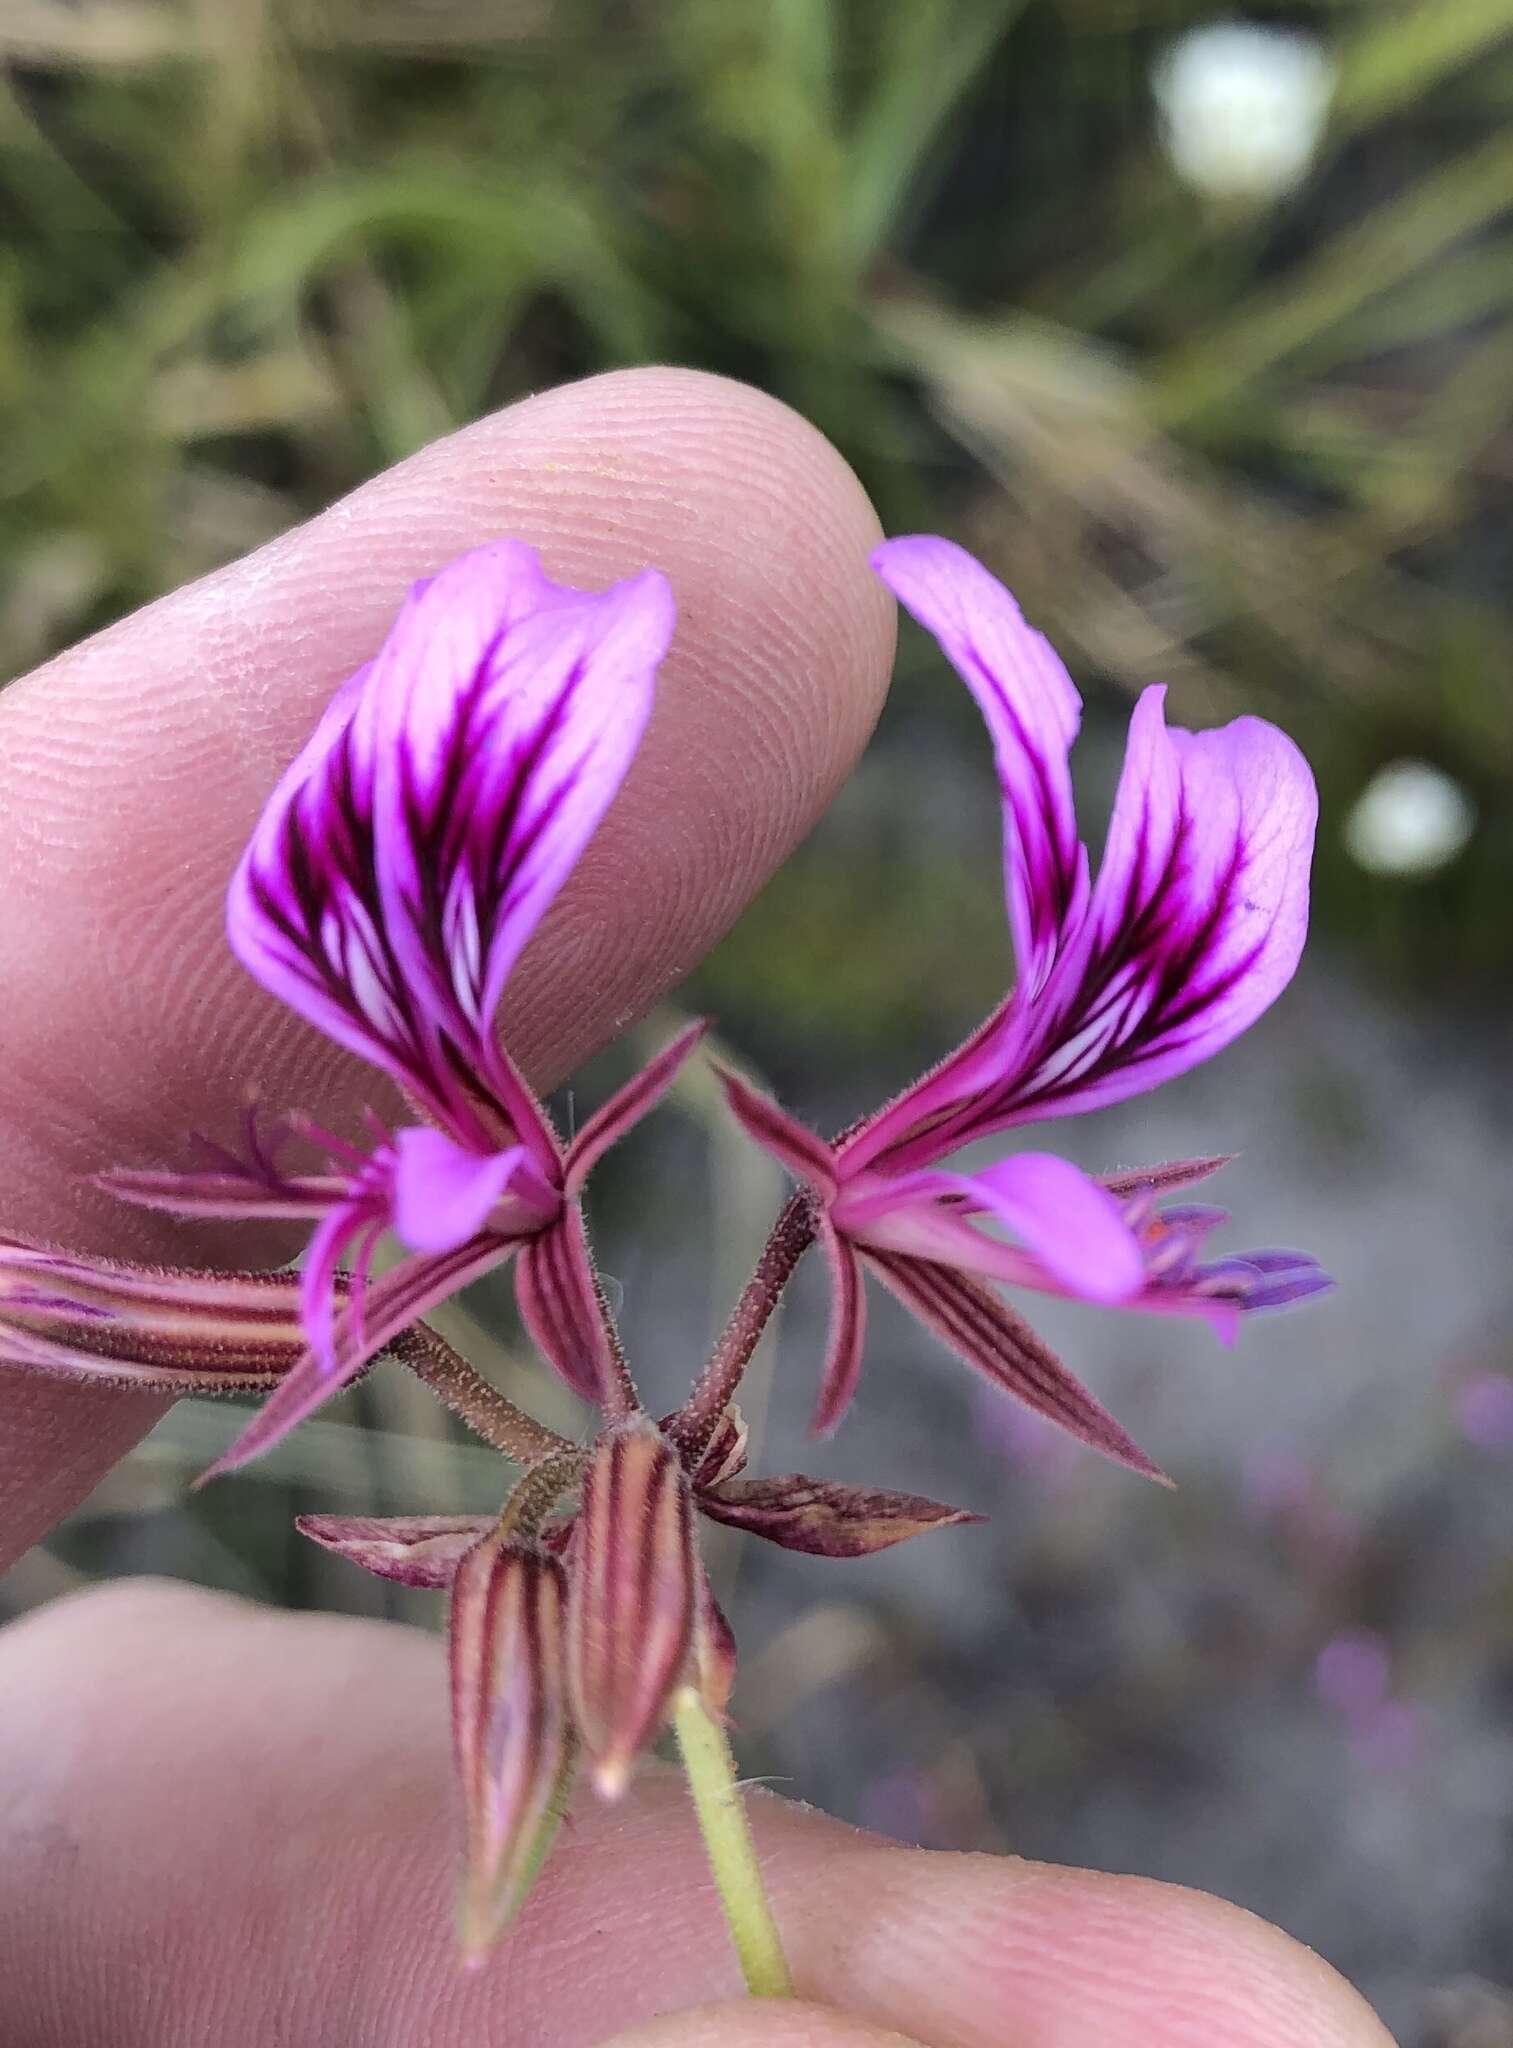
[769,1837,1396,2048]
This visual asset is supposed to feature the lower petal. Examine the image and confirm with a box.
[390,1129,539,1254]
[958,1154,1144,1302]
[838,1155,1143,1306]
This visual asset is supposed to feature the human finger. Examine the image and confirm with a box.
[0,1581,1393,2048]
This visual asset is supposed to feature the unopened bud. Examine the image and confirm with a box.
[449,1532,572,1962]
[567,1420,697,1799]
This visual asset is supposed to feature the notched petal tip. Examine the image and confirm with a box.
[870,535,1086,999]
[227,540,677,1149]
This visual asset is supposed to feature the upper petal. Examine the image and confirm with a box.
[1052,687,1316,1113]
[365,543,674,1054]
[227,542,674,1143]
[905,686,1317,1150]
[872,537,1088,999]
[227,661,448,1109]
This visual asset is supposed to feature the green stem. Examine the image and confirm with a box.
[671,1685,792,1999]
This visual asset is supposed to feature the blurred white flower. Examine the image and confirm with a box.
[1153,21,1335,203]
[1344,759,1476,877]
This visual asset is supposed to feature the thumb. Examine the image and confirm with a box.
[0,1580,1393,2048]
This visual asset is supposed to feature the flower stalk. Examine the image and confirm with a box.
[671,1683,792,1999]
[673,1192,816,1460]
[388,1324,572,1464]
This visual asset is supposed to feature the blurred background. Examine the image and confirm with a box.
[3,1,1513,2038]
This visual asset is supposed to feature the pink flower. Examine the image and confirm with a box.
[720,537,1330,1470]
[104,542,701,1469]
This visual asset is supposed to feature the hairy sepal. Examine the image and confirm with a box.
[449,1532,573,1963]
[699,1474,981,1556]
[566,1421,697,1800]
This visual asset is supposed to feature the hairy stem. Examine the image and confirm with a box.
[671,1685,792,1999]
[388,1324,573,1464]
[672,1193,815,1461]
[496,1449,584,1542]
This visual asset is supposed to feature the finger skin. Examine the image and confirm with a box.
[0,367,893,1563]
[0,1581,1395,2048]
[603,2007,926,2046]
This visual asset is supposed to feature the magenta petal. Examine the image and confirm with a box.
[201,1233,521,1479]
[862,1248,1167,1482]
[944,1154,1143,1303]
[514,1206,613,1404]
[992,687,1317,1123]
[226,663,412,1086]
[391,1130,535,1254]
[846,685,1317,1173]
[715,1067,837,1196]
[838,1154,1143,1306]
[228,543,674,1152]
[812,1215,867,1435]
[872,537,1088,998]
[297,1512,494,1587]
[563,1019,708,1196]
[366,544,674,1055]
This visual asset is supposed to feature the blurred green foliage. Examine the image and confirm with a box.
[2,0,1512,995]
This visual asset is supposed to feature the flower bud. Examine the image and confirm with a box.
[449,1532,572,1962]
[567,1420,697,1799]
